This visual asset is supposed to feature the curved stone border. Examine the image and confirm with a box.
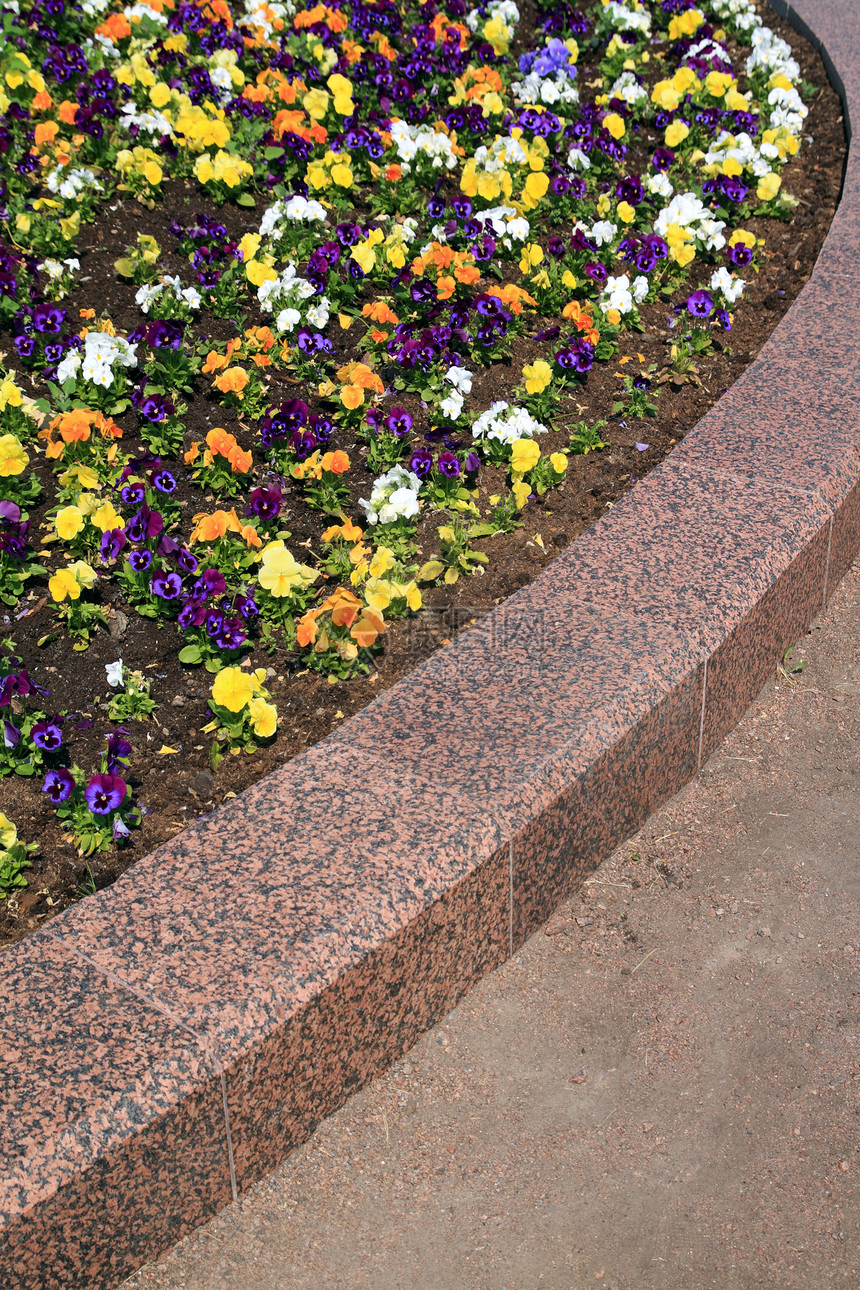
[3,3,859,1284]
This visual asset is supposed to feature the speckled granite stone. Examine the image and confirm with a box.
[0,938,231,1290]
[2,1,860,1283]
[45,745,510,1190]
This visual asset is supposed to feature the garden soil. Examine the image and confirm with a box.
[129,554,860,1290]
[0,3,847,947]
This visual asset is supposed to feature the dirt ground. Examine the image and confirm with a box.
[130,556,860,1290]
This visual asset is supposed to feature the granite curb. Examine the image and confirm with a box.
[2,1,859,1285]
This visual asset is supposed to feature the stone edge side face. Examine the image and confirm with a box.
[1,2,859,1285]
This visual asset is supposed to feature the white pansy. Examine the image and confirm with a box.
[445,365,473,395]
[710,267,746,303]
[258,195,327,238]
[135,283,161,312]
[46,165,103,201]
[209,66,234,101]
[567,146,591,170]
[242,0,294,39]
[632,275,649,304]
[135,277,201,314]
[276,307,301,332]
[259,264,329,333]
[105,660,125,688]
[119,102,172,135]
[57,351,82,383]
[389,120,458,173]
[609,70,647,106]
[306,300,330,330]
[440,390,465,421]
[605,0,651,33]
[698,218,727,251]
[645,172,673,198]
[359,466,422,526]
[589,220,618,247]
[471,401,548,446]
[123,1,167,22]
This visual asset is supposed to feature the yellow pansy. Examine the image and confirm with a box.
[245,258,278,287]
[49,567,82,602]
[59,464,99,490]
[523,171,548,202]
[550,452,568,474]
[330,162,353,188]
[651,80,681,111]
[0,434,27,477]
[369,546,396,578]
[248,697,278,738]
[757,172,781,201]
[364,578,393,611]
[512,480,531,510]
[327,73,354,114]
[616,200,636,224]
[510,438,541,475]
[724,88,749,112]
[484,12,511,54]
[211,666,254,713]
[0,377,22,411]
[90,500,124,533]
[302,88,330,120]
[668,7,704,39]
[672,66,698,94]
[238,232,261,263]
[518,243,543,274]
[55,506,85,540]
[522,360,552,395]
[143,160,163,186]
[0,811,17,851]
[603,113,625,140]
[257,543,317,597]
[705,71,734,97]
[665,121,690,148]
[69,560,96,589]
[350,241,377,274]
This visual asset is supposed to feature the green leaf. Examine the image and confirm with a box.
[263,146,285,160]
[178,644,202,664]
[235,192,256,208]
[14,763,35,777]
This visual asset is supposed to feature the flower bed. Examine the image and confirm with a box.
[0,0,844,941]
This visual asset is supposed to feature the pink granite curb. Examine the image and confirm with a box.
[2,2,859,1285]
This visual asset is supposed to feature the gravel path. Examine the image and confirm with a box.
[131,558,860,1290]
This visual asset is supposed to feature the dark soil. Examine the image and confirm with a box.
[0,2,847,949]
